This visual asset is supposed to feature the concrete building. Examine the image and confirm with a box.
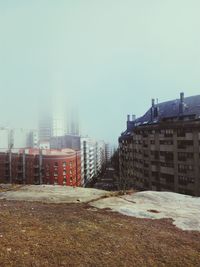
[38,115,52,148]
[11,128,31,150]
[93,140,106,176]
[27,130,38,148]
[0,127,12,152]
[81,137,95,185]
[50,134,106,186]
[105,143,112,164]
[0,148,81,186]
[119,93,200,196]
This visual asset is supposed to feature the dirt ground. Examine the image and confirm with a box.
[0,200,200,267]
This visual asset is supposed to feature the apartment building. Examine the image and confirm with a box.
[81,137,95,185]
[119,93,200,196]
[0,148,81,186]
[93,140,106,176]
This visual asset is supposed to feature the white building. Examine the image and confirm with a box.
[105,143,113,163]
[0,127,11,152]
[12,128,29,149]
[93,140,106,176]
[81,137,95,185]
[81,137,106,186]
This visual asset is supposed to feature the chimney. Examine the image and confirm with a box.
[127,114,132,131]
[180,92,184,102]
[132,114,136,121]
[179,92,184,114]
[151,98,159,120]
[152,98,155,108]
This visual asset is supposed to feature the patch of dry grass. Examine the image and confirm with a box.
[0,200,199,266]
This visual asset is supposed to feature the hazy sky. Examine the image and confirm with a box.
[0,0,200,144]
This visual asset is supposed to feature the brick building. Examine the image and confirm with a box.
[119,93,200,196]
[0,148,81,186]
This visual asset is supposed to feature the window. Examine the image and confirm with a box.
[62,162,66,168]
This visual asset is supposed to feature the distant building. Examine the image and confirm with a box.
[81,137,95,185]
[12,128,29,149]
[27,130,38,148]
[0,148,81,186]
[50,134,81,151]
[0,127,12,152]
[50,134,106,186]
[93,140,106,176]
[38,115,52,147]
[105,143,112,163]
[119,93,200,196]
[68,109,80,136]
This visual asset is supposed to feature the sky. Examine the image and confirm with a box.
[0,0,200,145]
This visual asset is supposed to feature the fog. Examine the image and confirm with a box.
[0,0,200,144]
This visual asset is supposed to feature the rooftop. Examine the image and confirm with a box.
[136,94,200,125]
[122,94,200,136]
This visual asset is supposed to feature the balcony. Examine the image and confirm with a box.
[160,145,174,151]
[160,166,174,175]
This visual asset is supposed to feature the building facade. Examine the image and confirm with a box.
[81,137,95,185]
[0,148,81,186]
[119,93,200,196]
[0,127,12,152]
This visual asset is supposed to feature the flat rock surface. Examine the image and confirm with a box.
[91,191,200,231]
[1,185,200,232]
[0,185,110,203]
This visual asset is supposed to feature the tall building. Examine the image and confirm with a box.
[38,114,52,143]
[81,137,95,185]
[68,108,80,136]
[119,93,200,197]
[93,140,106,176]
[0,127,12,152]
[52,111,66,137]
[105,143,112,164]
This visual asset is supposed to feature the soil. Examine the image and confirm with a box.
[0,200,200,267]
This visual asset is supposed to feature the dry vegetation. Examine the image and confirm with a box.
[0,200,200,267]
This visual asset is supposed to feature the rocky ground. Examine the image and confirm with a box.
[0,199,200,266]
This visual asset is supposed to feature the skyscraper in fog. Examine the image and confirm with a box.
[51,82,66,137]
[68,108,80,136]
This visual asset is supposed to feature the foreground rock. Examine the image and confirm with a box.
[91,191,200,231]
[1,185,200,232]
[0,185,110,203]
